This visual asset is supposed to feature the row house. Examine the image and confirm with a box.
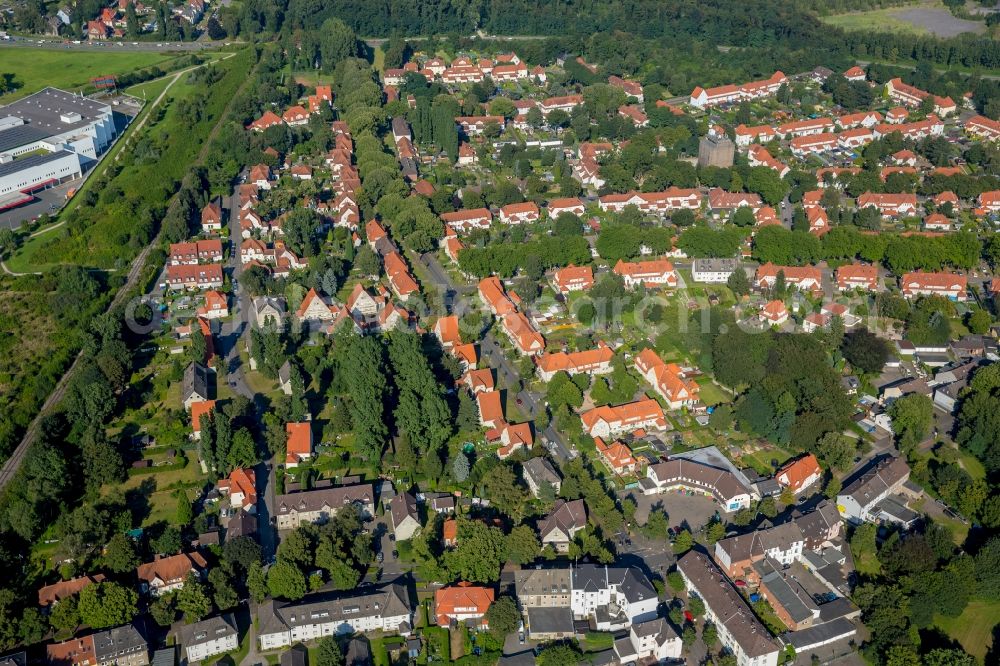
[613,258,678,289]
[500,312,545,356]
[608,75,644,102]
[442,208,492,233]
[837,127,875,150]
[886,78,956,115]
[547,197,586,218]
[165,264,224,291]
[633,348,700,409]
[383,251,420,301]
[594,437,639,475]
[856,192,918,218]
[240,239,307,272]
[900,271,967,301]
[598,188,703,215]
[618,105,648,127]
[789,133,839,157]
[539,94,584,116]
[442,65,486,84]
[873,115,944,140]
[248,110,283,132]
[755,262,822,292]
[776,117,835,138]
[747,145,789,177]
[478,276,517,316]
[275,484,375,530]
[708,188,762,214]
[169,239,223,265]
[817,167,861,185]
[836,110,882,129]
[492,62,530,82]
[257,585,412,649]
[499,201,540,224]
[836,263,879,291]
[979,190,1000,213]
[688,83,741,108]
[551,264,594,294]
[535,342,614,381]
[734,123,777,147]
[456,116,505,136]
[966,115,1000,142]
[579,398,667,439]
[738,71,787,99]
[677,553,781,666]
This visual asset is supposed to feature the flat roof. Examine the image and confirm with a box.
[780,617,857,651]
[0,125,51,153]
[0,150,77,180]
[0,87,110,136]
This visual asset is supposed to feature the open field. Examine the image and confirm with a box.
[935,600,1000,661]
[0,48,180,101]
[821,2,987,36]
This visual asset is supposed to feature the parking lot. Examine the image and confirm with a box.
[0,179,80,230]
[629,488,720,533]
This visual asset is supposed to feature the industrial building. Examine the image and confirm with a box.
[0,88,116,211]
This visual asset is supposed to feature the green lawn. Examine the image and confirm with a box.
[935,599,1000,661]
[821,6,930,34]
[695,378,731,407]
[0,47,179,101]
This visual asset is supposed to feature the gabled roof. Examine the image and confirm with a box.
[286,423,312,457]
[38,575,105,607]
[190,400,216,433]
[776,454,821,491]
[435,584,494,624]
[538,499,587,540]
[136,552,208,585]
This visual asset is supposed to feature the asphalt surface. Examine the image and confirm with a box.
[0,35,229,51]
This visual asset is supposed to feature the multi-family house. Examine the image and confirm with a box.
[579,399,667,439]
[535,343,614,381]
[257,585,412,649]
[612,258,678,289]
[521,457,562,498]
[633,348,699,409]
[136,553,208,596]
[275,484,375,530]
[613,619,682,663]
[434,584,494,628]
[179,614,238,664]
[837,456,912,525]
[390,491,421,541]
[537,499,587,553]
[550,265,594,294]
[677,552,781,666]
[900,271,967,300]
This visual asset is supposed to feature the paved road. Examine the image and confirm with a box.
[0,35,230,51]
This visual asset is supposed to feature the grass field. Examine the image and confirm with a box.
[820,0,986,36]
[935,599,1000,661]
[0,48,179,101]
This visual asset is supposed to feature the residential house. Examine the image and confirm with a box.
[692,258,740,283]
[551,265,594,294]
[165,264,224,291]
[856,192,918,217]
[285,423,313,467]
[38,575,105,608]
[613,619,682,663]
[535,343,614,381]
[92,625,149,666]
[252,297,285,329]
[677,552,781,666]
[201,201,223,233]
[499,201,540,225]
[612,258,678,289]
[521,458,562,498]
[217,468,257,512]
[594,437,638,476]
[569,564,659,631]
[197,291,228,320]
[633,348,700,409]
[760,300,789,326]
[257,585,412,649]
[136,552,208,596]
[537,499,587,553]
[434,584,494,628]
[836,456,913,525]
[491,422,534,459]
[547,198,586,218]
[182,363,211,410]
[190,399,215,442]
[579,399,667,438]
[836,264,879,292]
[500,312,545,356]
[900,271,967,300]
[179,614,238,664]
[476,390,504,429]
[776,454,822,495]
[755,263,822,292]
[274,484,375,530]
[390,491,421,541]
[478,276,516,315]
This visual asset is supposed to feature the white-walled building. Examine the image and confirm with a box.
[179,614,239,663]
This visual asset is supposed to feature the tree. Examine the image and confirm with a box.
[319,18,358,70]
[451,454,470,482]
[727,267,750,297]
[315,636,344,666]
[705,520,726,545]
[48,595,80,632]
[702,622,718,647]
[175,492,193,526]
[888,393,933,451]
[967,309,992,335]
[538,643,584,666]
[247,561,268,604]
[485,596,520,637]
[673,529,693,554]
[77,582,138,629]
[102,533,139,573]
[841,328,891,374]
[176,574,212,621]
[687,596,705,617]
[506,525,540,565]
[353,245,380,277]
[268,561,307,600]
[667,571,685,594]
[444,520,507,583]
[208,568,238,611]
